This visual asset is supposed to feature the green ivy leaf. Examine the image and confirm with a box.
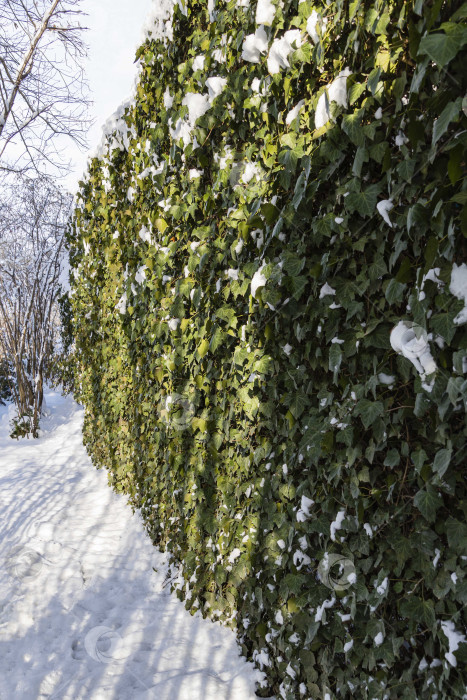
[385,278,406,305]
[418,29,467,67]
[432,99,461,146]
[253,355,273,374]
[349,82,366,105]
[433,448,452,477]
[430,311,458,344]
[210,326,225,352]
[345,184,381,217]
[282,251,305,276]
[292,170,309,210]
[414,487,442,522]
[411,448,427,473]
[445,517,467,549]
[355,399,384,429]
[341,111,365,146]
[383,448,400,467]
[287,390,309,419]
[400,597,435,628]
[290,275,308,300]
[198,338,210,358]
[329,344,342,374]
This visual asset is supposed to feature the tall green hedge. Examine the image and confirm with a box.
[67,0,467,696]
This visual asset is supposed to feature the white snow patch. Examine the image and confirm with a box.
[205,76,228,102]
[256,0,276,26]
[338,613,352,622]
[235,239,244,255]
[208,0,216,21]
[376,199,393,227]
[441,621,466,667]
[330,510,346,542]
[242,161,261,184]
[286,663,296,679]
[228,548,241,564]
[116,292,127,315]
[293,550,311,569]
[306,10,320,43]
[296,495,314,522]
[142,0,175,43]
[267,32,300,75]
[285,100,305,126]
[192,54,205,71]
[251,265,267,298]
[242,25,268,63]
[314,597,335,623]
[419,267,443,301]
[135,265,147,285]
[395,131,408,147]
[218,145,233,169]
[163,86,174,110]
[0,390,264,698]
[378,372,395,385]
[170,92,210,146]
[253,648,270,669]
[450,263,467,325]
[319,282,336,298]
[139,225,152,243]
[376,577,388,595]
[374,632,384,646]
[189,168,204,179]
[315,69,351,129]
[183,91,210,122]
[390,321,437,379]
[419,657,428,672]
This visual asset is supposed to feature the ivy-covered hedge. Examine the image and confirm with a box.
[67,0,467,697]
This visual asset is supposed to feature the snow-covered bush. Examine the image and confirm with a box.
[67,0,467,696]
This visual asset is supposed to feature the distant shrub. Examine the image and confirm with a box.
[0,359,13,405]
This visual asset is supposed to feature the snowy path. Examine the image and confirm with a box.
[0,390,263,699]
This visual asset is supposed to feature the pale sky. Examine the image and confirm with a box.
[63,0,153,193]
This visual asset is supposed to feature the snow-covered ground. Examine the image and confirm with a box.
[0,390,264,699]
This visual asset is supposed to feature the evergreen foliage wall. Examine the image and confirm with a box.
[67,0,467,696]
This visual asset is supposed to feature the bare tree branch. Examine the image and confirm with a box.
[0,0,90,178]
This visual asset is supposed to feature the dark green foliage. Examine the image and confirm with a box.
[67,0,467,697]
[0,359,13,405]
[9,410,34,439]
[51,292,76,395]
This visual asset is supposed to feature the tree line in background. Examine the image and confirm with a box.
[0,175,71,435]
[0,0,88,435]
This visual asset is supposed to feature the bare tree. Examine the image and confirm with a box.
[0,174,71,436]
[0,0,90,178]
